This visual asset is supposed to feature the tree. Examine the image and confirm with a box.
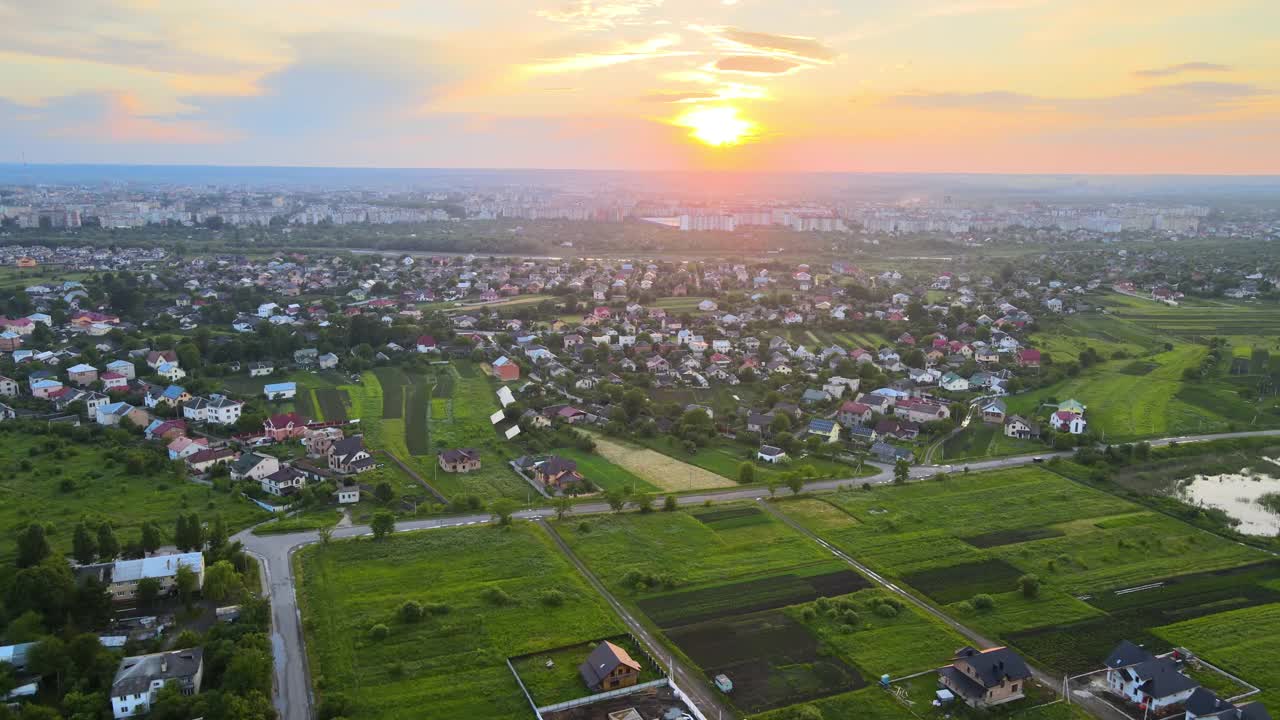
[553,496,573,521]
[738,462,756,484]
[317,525,334,545]
[96,521,120,561]
[207,515,227,552]
[140,521,163,555]
[1018,574,1041,599]
[174,514,190,551]
[72,521,99,565]
[663,495,678,512]
[203,560,244,603]
[16,523,52,568]
[633,492,654,513]
[894,458,910,484]
[489,498,518,526]
[971,593,995,610]
[185,512,204,551]
[785,474,805,496]
[136,577,162,607]
[770,413,793,435]
[768,479,779,498]
[175,564,199,607]
[371,512,395,539]
[6,561,76,621]
[605,488,630,513]
[374,482,394,504]
[28,637,71,694]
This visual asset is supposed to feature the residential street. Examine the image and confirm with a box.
[234,427,1280,720]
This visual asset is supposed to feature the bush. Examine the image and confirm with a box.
[1018,574,1041,598]
[840,609,861,627]
[971,593,995,610]
[399,600,425,623]
[801,606,818,622]
[369,624,389,640]
[873,602,898,618]
[481,587,516,606]
[539,589,567,607]
[425,602,451,615]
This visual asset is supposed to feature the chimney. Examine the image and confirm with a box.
[161,657,168,673]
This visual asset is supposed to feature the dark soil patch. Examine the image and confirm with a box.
[962,527,1065,548]
[903,559,1025,605]
[1118,361,1160,376]
[404,382,432,456]
[314,388,349,422]
[667,611,865,714]
[1010,562,1280,674]
[372,367,407,419]
[639,569,870,628]
[694,507,763,524]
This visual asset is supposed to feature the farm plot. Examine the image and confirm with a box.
[1157,602,1280,709]
[776,467,1271,671]
[296,523,625,720]
[1011,563,1280,675]
[587,433,736,491]
[314,388,350,421]
[558,508,951,716]
[638,565,869,628]
[666,611,863,714]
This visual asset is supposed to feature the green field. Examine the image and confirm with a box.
[551,447,661,494]
[640,435,869,485]
[556,506,970,715]
[296,523,626,720]
[775,466,1274,675]
[1006,344,1266,441]
[1157,603,1280,709]
[0,425,268,564]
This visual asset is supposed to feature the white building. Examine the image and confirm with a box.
[110,648,204,719]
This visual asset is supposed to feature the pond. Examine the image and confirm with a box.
[1175,468,1280,536]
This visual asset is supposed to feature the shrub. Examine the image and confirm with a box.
[1018,574,1041,598]
[425,602,451,615]
[481,587,516,606]
[369,624,389,640]
[539,589,566,607]
[873,602,898,618]
[971,593,995,611]
[841,610,861,627]
[399,600,425,623]
[801,606,818,622]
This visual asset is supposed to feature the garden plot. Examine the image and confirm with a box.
[666,611,864,714]
[587,433,735,491]
[638,565,869,628]
[296,523,625,720]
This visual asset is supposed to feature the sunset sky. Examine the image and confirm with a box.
[1,0,1277,173]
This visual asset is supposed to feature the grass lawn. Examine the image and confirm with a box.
[0,427,268,564]
[551,447,661,494]
[1156,603,1280,708]
[586,432,736,491]
[296,522,626,720]
[1005,345,1265,441]
[635,434,866,487]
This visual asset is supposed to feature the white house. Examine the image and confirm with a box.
[1104,641,1199,713]
[757,445,788,464]
[1049,410,1087,435]
[335,485,360,504]
[110,648,204,719]
[264,382,296,400]
[248,361,274,377]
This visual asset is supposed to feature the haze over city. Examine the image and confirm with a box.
[2,0,1278,173]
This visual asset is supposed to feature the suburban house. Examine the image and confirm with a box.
[1050,410,1087,435]
[144,384,191,409]
[415,335,438,353]
[578,641,642,693]
[328,436,376,474]
[534,456,583,490]
[67,363,99,386]
[302,426,344,457]
[106,359,136,380]
[1185,688,1270,720]
[166,436,209,461]
[1018,349,1042,368]
[1004,415,1040,439]
[807,418,841,443]
[186,447,238,473]
[77,552,205,603]
[96,401,149,428]
[264,382,297,400]
[101,371,129,391]
[939,646,1032,708]
[334,483,361,504]
[248,361,275,377]
[1104,640,1200,713]
[757,445,788,464]
[981,399,1008,423]
[110,648,203,719]
[838,401,874,427]
[492,356,520,381]
[871,441,914,464]
[438,448,481,473]
[155,362,186,382]
[183,395,243,425]
[317,352,339,369]
[0,375,18,397]
[145,350,178,370]
[230,452,281,482]
[264,412,309,441]
[261,466,306,496]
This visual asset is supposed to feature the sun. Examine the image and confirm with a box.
[676,106,754,147]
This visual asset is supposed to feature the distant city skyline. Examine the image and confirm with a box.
[0,0,1277,173]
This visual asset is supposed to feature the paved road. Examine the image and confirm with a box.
[236,427,1280,720]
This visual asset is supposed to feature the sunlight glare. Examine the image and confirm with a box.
[676,106,754,147]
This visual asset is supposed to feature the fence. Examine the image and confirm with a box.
[537,678,671,714]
